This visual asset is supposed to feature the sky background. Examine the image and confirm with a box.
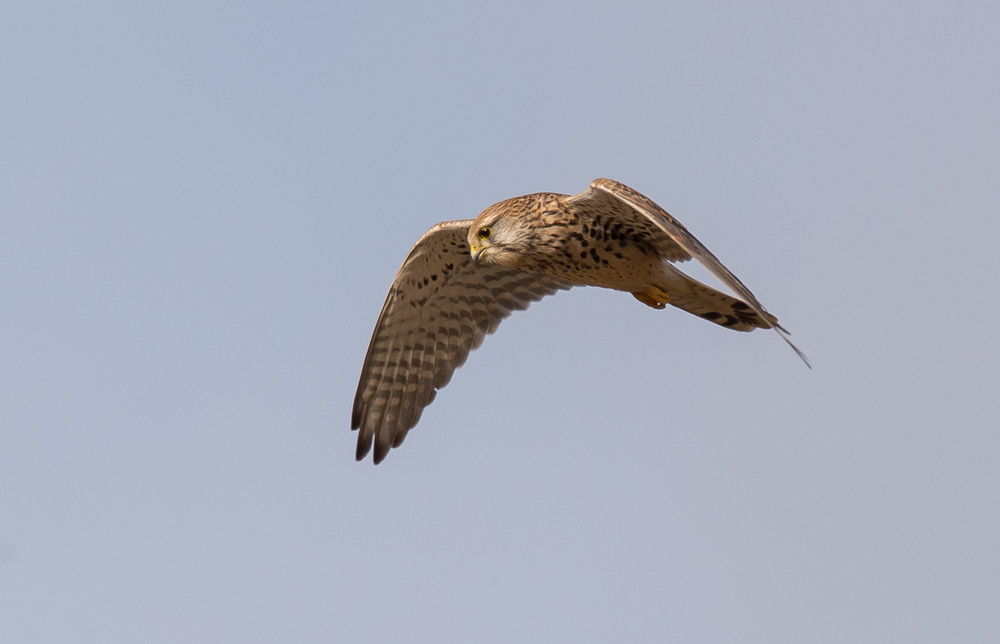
[2,1,999,642]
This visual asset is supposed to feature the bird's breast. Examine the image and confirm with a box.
[522,215,667,292]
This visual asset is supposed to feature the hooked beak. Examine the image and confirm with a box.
[470,245,487,264]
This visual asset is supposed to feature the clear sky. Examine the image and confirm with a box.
[2,2,998,642]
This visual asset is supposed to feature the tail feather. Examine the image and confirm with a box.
[667,274,777,332]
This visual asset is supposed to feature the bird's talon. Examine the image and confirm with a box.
[633,286,671,309]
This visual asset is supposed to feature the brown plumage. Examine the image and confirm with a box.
[352,178,808,463]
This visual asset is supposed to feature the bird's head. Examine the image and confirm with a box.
[467,197,537,267]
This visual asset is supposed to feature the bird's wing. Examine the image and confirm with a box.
[571,178,809,367]
[352,220,573,463]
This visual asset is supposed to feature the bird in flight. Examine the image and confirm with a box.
[352,178,808,463]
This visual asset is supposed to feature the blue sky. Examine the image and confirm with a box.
[2,2,998,642]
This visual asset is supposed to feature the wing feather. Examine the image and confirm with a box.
[581,178,810,367]
[352,220,572,463]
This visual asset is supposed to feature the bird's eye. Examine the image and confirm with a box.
[477,227,492,240]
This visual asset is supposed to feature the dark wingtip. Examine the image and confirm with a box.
[373,443,388,465]
[773,326,812,369]
[355,434,372,461]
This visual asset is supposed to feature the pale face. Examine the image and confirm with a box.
[467,219,497,264]
[467,194,550,269]
[467,210,527,267]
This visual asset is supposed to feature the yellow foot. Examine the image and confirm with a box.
[633,286,671,310]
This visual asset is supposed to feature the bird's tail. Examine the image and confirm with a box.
[663,274,778,332]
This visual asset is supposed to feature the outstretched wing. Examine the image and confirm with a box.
[573,178,809,367]
[352,220,572,463]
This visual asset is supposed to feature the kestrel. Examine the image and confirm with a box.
[352,178,808,463]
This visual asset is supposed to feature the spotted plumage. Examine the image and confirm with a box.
[352,178,808,463]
